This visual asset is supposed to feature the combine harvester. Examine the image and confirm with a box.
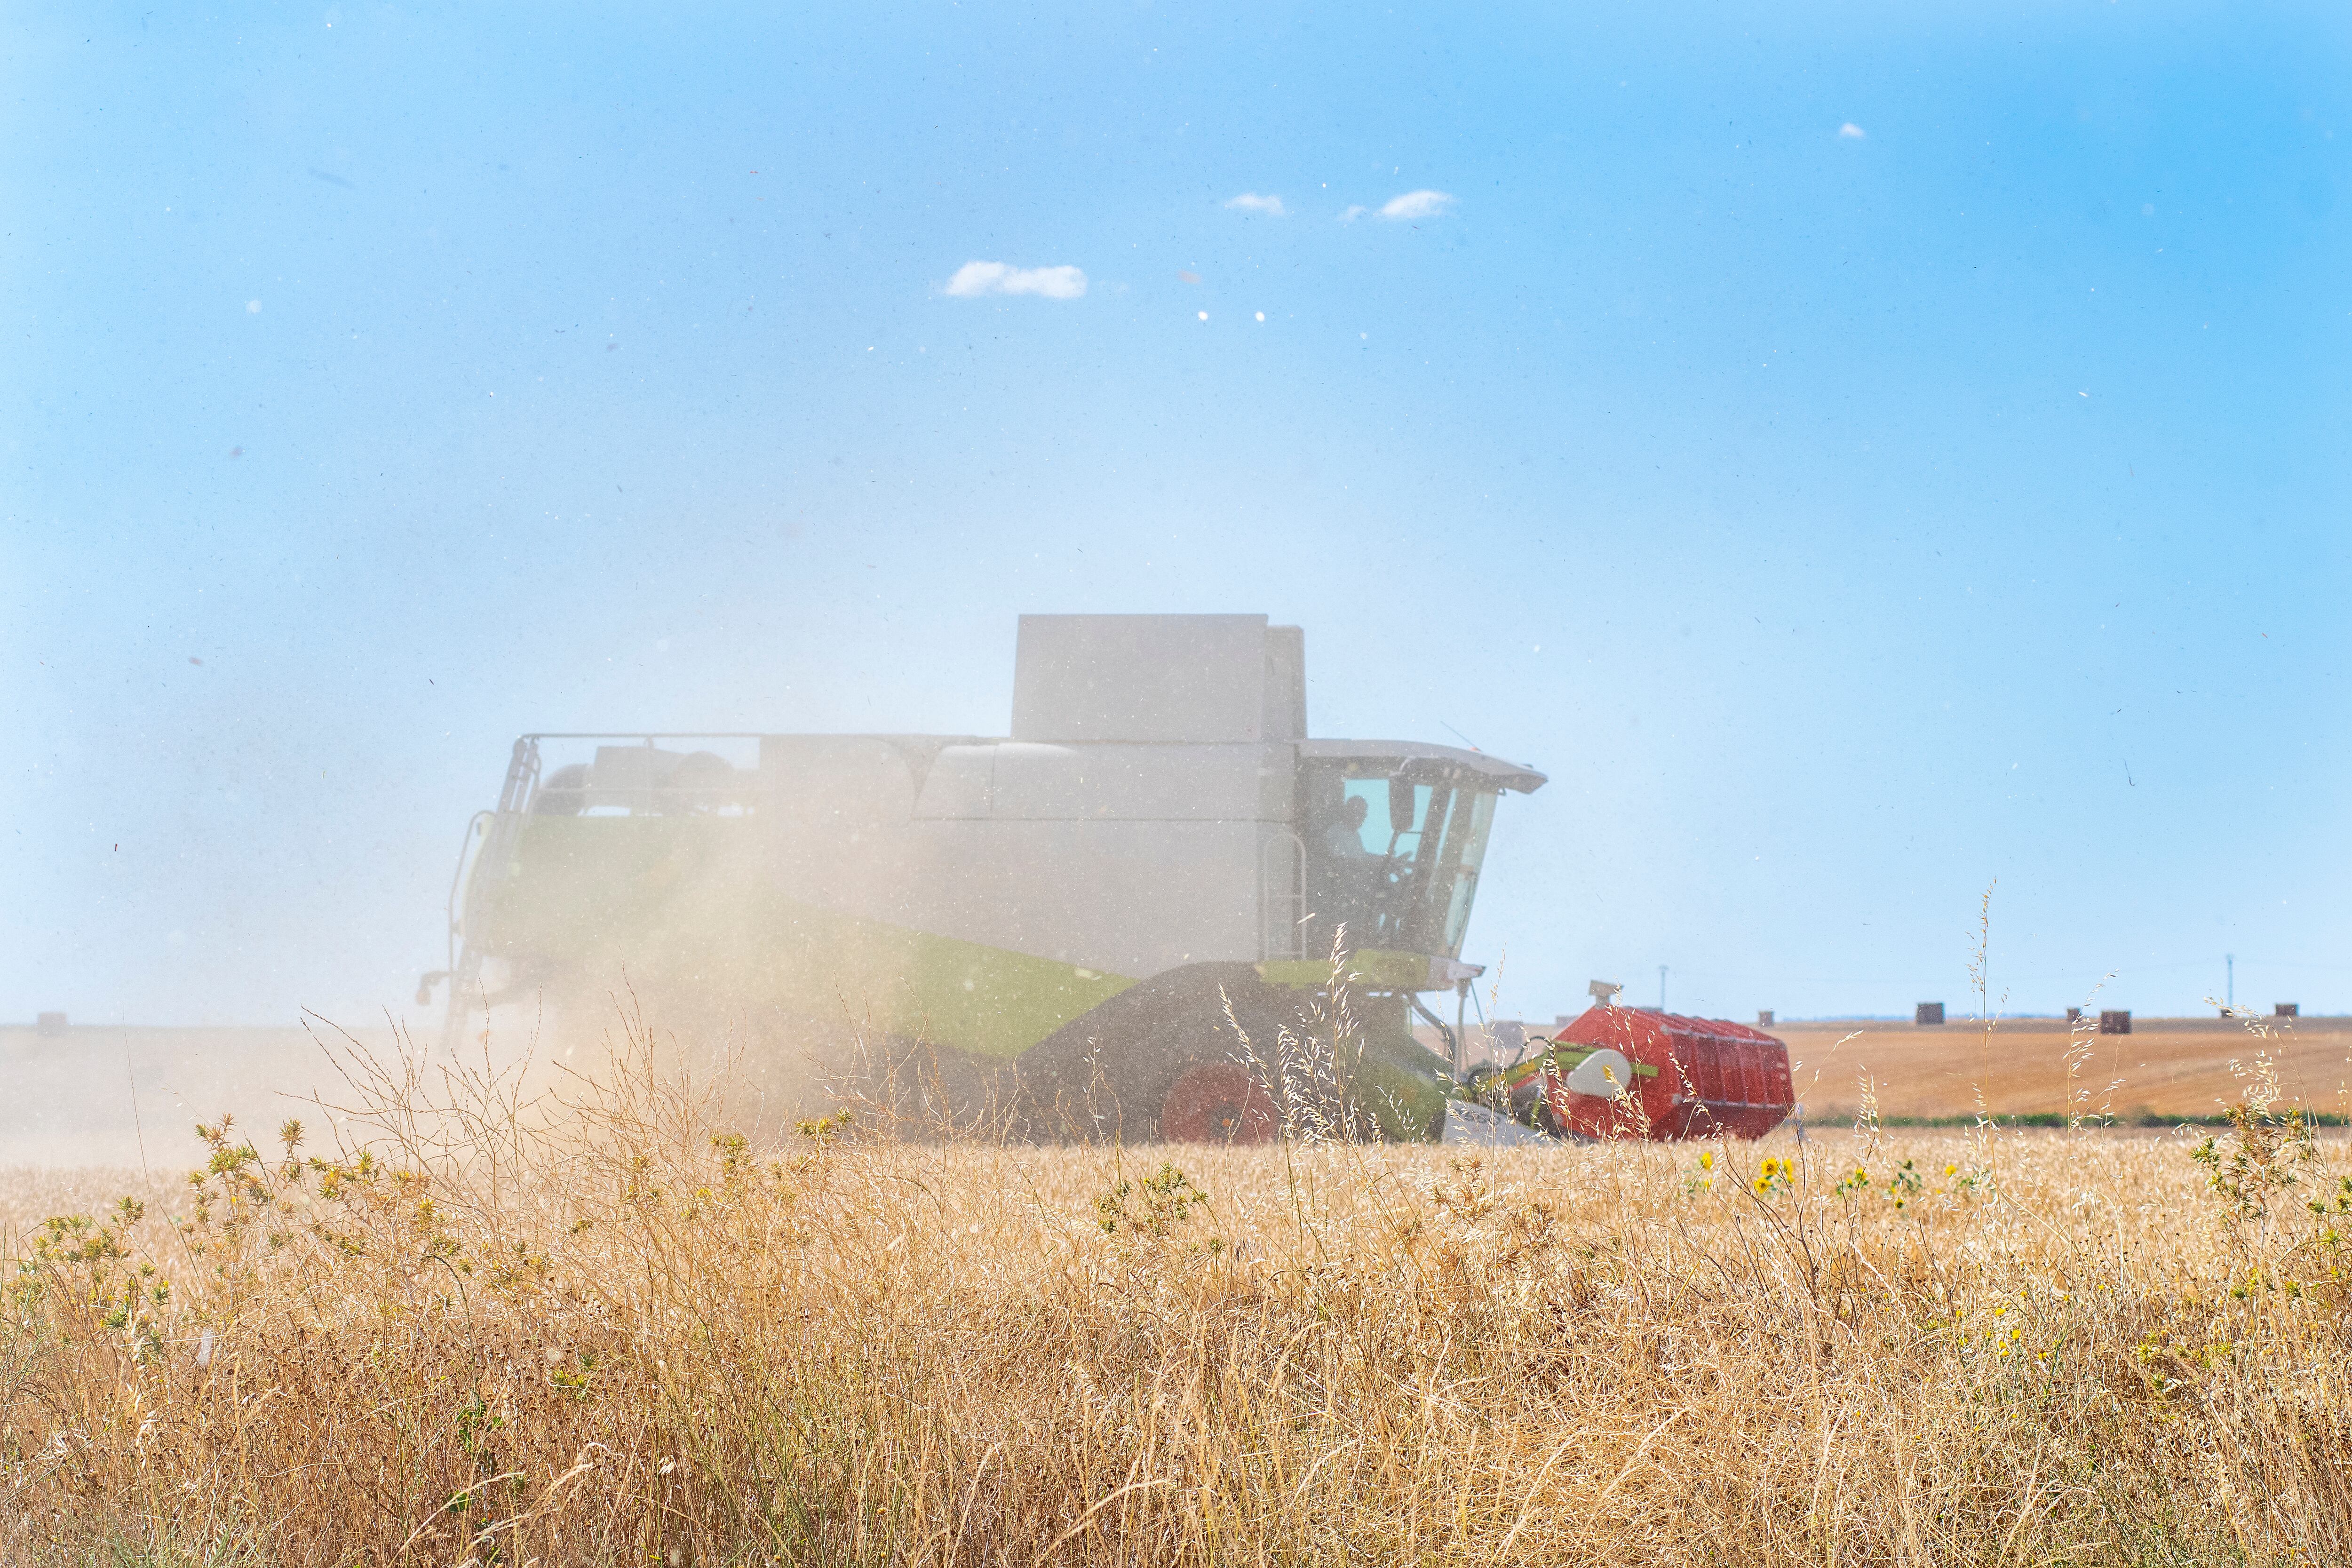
[422,614,1793,1144]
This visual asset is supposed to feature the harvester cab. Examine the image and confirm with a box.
[427,614,1545,1142]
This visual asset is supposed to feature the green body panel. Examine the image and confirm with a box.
[1256,948,1434,992]
[480,817,1135,1058]
[1342,993,1455,1139]
[1258,953,1468,1136]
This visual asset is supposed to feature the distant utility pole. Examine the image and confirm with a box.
[1658,965,1668,1012]
[2226,954,2235,1012]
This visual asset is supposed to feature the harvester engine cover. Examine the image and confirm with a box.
[1505,1007,1794,1141]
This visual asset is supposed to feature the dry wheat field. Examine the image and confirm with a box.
[1773,1014,2352,1125]
[6,1024,2352,1567]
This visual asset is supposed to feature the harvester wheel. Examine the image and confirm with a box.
[1008,963,1313,1144]
[1156,1061,1278,1144]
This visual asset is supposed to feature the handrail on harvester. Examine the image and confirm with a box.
[440,736,542,1047]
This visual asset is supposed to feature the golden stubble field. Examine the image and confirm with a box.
[1776,1014,2352,1123]
[7,1022,2352,1566]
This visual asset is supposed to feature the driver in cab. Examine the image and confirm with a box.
[1311,791,1382,922]
[1321,793,1377,864]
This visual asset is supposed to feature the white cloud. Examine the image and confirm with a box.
[1377,189,1456,221]
[941,261,1088,300]
[1838,123,1867,139]
[1338,204,1368,223]
[1224,192,1287,217]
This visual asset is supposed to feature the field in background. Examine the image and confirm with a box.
[1773,1015,2352,1123]
[1412,1013,2352,1125]
[0,1025,399,1168]
[7,1025,2352,1564]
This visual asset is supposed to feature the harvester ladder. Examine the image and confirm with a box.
[1260,828,1306,962]
[443,736,541,1048]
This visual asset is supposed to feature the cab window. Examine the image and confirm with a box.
[1301,762,1497,961]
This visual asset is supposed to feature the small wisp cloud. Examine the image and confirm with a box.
[1225,192,1287,217]
[942,261,1088,300]
[1838,123,1867,139]
[1377,189,1455,221]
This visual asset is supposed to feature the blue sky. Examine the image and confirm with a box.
[6,0,2348,1027]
